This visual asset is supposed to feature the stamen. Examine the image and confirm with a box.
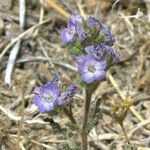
[44,95,53,103]
[88,64,96,73]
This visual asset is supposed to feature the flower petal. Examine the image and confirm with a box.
[94,70,106,81]
[81,72,94,83]
[58,85,77,105]
[33,95,57,112]
[85,45,94,54]
[68,14,83,27]
[61,26,76,44]
[86,16,100,27]
[95,60,107,70]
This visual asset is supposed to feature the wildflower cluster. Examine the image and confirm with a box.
[32,14,122,150]
[33,75,77,112]
[61,14,120,84]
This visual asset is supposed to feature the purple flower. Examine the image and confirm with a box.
[68,14,83,27]
[33,76,77,112]
[96,43,120,64]
[85,43,120,64]
[76,24,88,42]
[75,55,107,83]
[85,44,105,60]
[68,14,88,42]
[107,47,121,64]
[86,16,100,27]
[58,85,77,105]
[61,24,76,44]
[33,77,59,113]
[86,17,115,45]
[100,23,115,46]
[85,44,95,54]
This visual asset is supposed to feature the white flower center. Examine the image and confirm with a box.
[67,28,75,39]
[88,64,96,73]
[43,94,54,103]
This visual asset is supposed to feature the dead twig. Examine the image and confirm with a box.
[43,0,70,18]
[5,0,26,85]
[37,39,55,68]
[33,0,44,37]
[16,74,26,150]
[76,1,86,19]
[129,119,150,138]
[0,19,51,61]
[135,40,150,91]
[10,134,55,150]
[1,56,77,72]
[0,104,48,125]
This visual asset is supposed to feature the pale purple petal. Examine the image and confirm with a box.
[85,45,94,54]
[67,84,77,96]
[68,14,83,27]
[94,60,107,70]
[75,54,107,83]
[61,26,76,44]
[58,92,68,105]
[94,70,106,81]
[86,16,100,27]
[33,74,77,112]
[76,24,87,41]
[33,87,40,95]
[74,55,86,64]
[58,85,77,105]
[76,55,94,73]
[33,95,57,112]
[81,72,94,83]
[101,23,115,45]
[35,82,59,101]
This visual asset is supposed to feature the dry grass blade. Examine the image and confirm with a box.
[16,78,26,150]
[135,40,150,91]
[0,19,51,61]
[4,0,26,85]
[44,0,70,18]
[5,40,21,84]
[128,119,150,138]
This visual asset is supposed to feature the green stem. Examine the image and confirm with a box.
[63,107,80,131]
[81,90,92,150]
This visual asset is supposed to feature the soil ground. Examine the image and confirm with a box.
[0,0,150,149]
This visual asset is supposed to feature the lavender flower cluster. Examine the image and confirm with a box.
[61,14,120,84]
[33,14,120,113]
[33,75,77,112]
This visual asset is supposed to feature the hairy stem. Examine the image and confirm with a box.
[63,107,80,131]
[81,90,92,150]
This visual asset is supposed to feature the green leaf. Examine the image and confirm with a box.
[46,118,81,150]
[69,46,83,55]
[56,128,81,150]
[68,41,84,55]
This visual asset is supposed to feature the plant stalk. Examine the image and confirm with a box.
[81,90,92,150]
[63,107,80,131]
